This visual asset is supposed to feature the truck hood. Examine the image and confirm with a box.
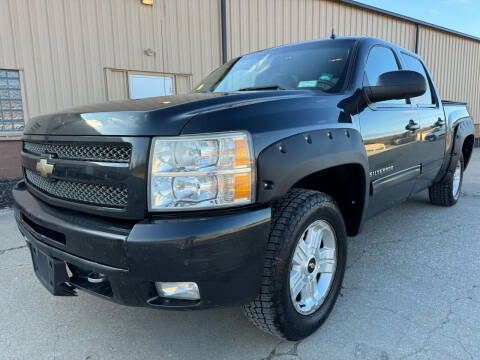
[23,91,310,136]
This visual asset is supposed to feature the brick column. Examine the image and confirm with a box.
[0,140,22,208]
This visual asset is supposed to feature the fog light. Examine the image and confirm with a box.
[155,282,200,300]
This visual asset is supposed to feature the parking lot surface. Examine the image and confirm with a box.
[1,150,479,360]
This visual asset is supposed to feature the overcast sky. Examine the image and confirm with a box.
[354,0,480,38]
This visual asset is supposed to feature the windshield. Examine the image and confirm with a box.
[194,39,356,93]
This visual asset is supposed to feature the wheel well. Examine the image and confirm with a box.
[462,135,474,170]
[293,164,366,237]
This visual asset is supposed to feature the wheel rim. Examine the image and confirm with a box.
[452,160,462,199]
[289,219,337,315]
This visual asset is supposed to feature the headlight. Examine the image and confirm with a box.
[148,132,255,211]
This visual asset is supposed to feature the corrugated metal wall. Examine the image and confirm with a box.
[417,27,480,125]
[225,0,479,125]
[0,0,222,120]
[226,0,417,58]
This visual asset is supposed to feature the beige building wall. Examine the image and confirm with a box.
[0,0,222,125]
[226,0,416,59]
[417,27,480,128]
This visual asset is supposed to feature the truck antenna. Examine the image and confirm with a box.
[330,28,336,40]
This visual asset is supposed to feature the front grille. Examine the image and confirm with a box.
[23,141,131,163]
[25,169,128,209]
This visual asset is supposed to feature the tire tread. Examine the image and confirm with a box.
[242,188,339,338]
[429,153,464,207]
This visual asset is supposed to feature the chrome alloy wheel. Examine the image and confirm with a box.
[289,219,337,315]
[452,160,462,199]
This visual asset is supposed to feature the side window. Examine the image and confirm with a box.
[364,46,406,105]
[401,54,434,105]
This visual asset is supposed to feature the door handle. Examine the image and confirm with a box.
[435,118,445,127]
[405,120,419,131]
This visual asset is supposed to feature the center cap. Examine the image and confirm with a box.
[307,258,316,273]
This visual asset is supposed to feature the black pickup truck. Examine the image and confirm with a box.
[13,37,474,340]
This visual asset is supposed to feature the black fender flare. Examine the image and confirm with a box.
[452,118,475,170]
[436,117,474,183]
[256,128,369,233]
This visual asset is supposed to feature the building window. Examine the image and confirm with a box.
[128,73,174,99]
[0,70,24,132]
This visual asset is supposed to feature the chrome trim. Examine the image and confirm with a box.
[289,219,337,316]
[452,160,462,199]
[371,165,421,195]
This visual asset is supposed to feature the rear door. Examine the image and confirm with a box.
[400,53,446,190]
[358,46,421,217]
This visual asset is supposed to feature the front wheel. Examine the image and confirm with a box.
[243,189,347,340]
[429,153,464,206]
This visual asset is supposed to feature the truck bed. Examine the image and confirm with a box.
[442,100,470,126]
[442,100,467,106]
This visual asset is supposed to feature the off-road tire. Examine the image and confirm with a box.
[429,153,464,206]
[243,188,347,340]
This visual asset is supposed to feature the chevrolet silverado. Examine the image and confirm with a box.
[13,37,475,340]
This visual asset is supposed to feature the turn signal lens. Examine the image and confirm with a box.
[234,138,250,167]
[234,173,251,200]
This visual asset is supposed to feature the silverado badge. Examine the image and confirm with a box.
[36,158,54,177]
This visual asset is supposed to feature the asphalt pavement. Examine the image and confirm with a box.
[1,150,479,360]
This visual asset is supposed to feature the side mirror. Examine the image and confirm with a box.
[363,70,426,103]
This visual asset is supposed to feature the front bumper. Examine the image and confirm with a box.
[12,182,271,309]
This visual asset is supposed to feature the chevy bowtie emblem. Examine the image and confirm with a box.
[36,158,55,177]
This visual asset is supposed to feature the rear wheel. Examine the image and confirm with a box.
[429,153,464,206]
[243,189,347,340]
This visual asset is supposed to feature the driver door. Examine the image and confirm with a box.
[358,46,422,218]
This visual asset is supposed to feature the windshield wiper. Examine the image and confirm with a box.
[237,85,287,91]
